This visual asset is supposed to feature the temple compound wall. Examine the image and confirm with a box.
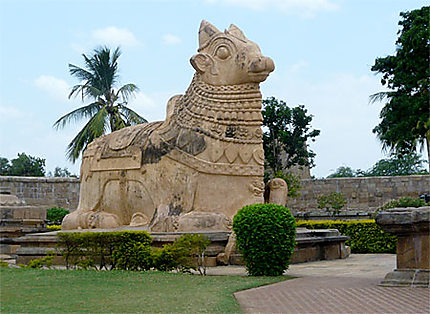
[287,175,429,214]
[0,175,428,213]
[0,176,79,211]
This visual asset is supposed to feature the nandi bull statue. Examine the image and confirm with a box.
[62,21,275,232]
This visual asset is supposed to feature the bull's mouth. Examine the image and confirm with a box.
[248,71,271,82]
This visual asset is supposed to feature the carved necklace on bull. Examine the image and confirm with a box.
[172,24,269,145]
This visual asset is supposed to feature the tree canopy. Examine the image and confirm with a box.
[371,6,430,164]
[0,153,45,177]
[327,152,428,178]
[47,167,77,178]
[262,97,320,174]
[54,46,147,162]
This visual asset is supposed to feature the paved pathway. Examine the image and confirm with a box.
[231,254,430,314]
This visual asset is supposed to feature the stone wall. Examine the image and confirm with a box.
[287,175,430,214]
[1,175,428,214]
[0,176,80,211]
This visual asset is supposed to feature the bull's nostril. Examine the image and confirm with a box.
[249,57,275,73]
[249,60,265,73]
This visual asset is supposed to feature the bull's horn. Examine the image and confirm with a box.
[227,24,247,40]
[199,20,221,49]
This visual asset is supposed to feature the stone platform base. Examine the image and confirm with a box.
[379,269,430,288]
[7,228,350,266]
[0,205,47,238]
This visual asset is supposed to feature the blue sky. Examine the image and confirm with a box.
[0,0,427,178]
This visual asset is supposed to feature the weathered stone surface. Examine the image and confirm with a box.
[2,175,428,215]
[0,194,26,206]
[217,232,237,265]
[62,21,275,231]
[287,175,430,213]
[376,206,430,234]
[396,234,429,270]
[267,178,288,205]
[0,176,80,210]
[376,206,430,287]
[0,191,47,238]
[376,206,430,271]
[380,269,429,288]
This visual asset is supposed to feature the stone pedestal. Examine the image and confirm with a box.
[0,188,47,257]
[376,206,429,287]
[11,227,350,266]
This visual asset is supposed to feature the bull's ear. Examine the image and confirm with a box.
[190,53,218,75]
[199,20,221,48]
[227,24,246,40]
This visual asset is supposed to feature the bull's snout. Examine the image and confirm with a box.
[249,57,275,74]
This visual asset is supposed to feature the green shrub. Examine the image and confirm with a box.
[173,234,210,275]
[57,231,210,273]
[317,192,346,215]
[57,231,152,270]
[112,241,152,271]
[152,244,181,272]
[19,251,55,269]
[296,220,397,253]
[233,204,296,276]
[47,225,61,231]
[152,234,210,274]
[377,196,429,211]
[46,207,69,224]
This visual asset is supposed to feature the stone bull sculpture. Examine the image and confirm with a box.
[62,21,275,231]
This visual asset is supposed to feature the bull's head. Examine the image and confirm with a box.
[190,21,275,86]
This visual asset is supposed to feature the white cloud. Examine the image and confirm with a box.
[91,26,140,47]
[162,34,182,45]
[34,75,70,101]
[208,0,339,17]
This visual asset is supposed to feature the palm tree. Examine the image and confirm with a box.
[54,46,147,162]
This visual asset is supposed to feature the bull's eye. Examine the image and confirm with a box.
[216,47,230,60]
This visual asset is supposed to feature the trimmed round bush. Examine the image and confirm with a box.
[233,203,296,276]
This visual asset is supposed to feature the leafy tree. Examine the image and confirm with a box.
[0,157,10,175]
[6,153,45,177]
[327,152,428,178]
[370,6,430,165]
[262,97,320,174]
[327,166,358,178]
[317,192,347,215]
[365,153,428,176]
[47,167,77,178]
[54,46,147,162]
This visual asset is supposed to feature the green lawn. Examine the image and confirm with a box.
[1,268,289,313]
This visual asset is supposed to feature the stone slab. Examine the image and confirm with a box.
[379,269,429,288]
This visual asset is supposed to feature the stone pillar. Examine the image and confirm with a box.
[376,206,429,287]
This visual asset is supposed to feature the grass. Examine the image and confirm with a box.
[0,268,290,313]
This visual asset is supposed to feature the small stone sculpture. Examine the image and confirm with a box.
[62,21,274,231]
[267,178,288,205]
